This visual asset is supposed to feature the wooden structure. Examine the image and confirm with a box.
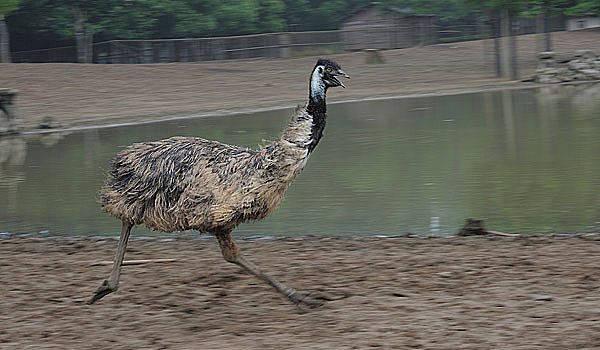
[566,16,600,31]
[0,89,22,135]
[340,3,438,51]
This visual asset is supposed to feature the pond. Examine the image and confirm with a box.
[2,84,600,237]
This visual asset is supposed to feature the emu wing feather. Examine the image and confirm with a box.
[101,136,262,232]
[101,107,313,233]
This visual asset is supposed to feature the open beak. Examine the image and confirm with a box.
[330,69,350,88]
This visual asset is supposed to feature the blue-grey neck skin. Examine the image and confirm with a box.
[308,65,327,115]
[306,65,327,153]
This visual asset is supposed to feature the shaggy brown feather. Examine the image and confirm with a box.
[100,107,314,233]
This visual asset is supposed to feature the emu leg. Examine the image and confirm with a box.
[89,220,133,304]
[215,230,323,310]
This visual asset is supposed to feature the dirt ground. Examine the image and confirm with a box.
[1,29,600,129]
[2,235,600,349]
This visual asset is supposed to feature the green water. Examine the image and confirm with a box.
[2,84,600,237]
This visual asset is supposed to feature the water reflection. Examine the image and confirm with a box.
[0,136,27,218]
[1,85,599,236]
[537,83,600,114]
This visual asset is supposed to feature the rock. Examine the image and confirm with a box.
[581,69,600,79]
[532,294,553,301]
[38,116,62,129]
[537,75,560,84]
[572,73,589,81]
[0,118,8,135]
[537,51,555,60]
[575,50,595,59]
[457,218,488,236]
[534,50,600,83]
[536,68,560,75]
[568,61,589,71]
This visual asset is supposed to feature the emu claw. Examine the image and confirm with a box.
[289,290,324,312]
[88,280,117,304]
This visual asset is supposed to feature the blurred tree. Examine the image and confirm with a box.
[7,0,104,62]
[98,0,161,39]
[282,0,309,30]
[565,0,600,15]
[384,0,476,26]
[70,2,95,63]
[257,0,285,33]
[215,0,259,35]
[0,0,21,62]
[150,0,217,38]
[310,0,347,30]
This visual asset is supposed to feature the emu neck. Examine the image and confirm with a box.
[308,68,327,116]
[305,70,328,153]
[274,69,329,157]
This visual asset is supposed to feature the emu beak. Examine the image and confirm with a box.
[337,70,350,79]
[334,69,350,88]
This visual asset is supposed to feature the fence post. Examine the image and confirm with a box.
[193,39,202,61]
[110,41,120,64]
[214,38,225,60]
[142,41,152,63]
[170,41,177,62]
[279,33,290,58]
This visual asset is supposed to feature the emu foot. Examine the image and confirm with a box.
[288,290,324,312]
[88,280,118,304]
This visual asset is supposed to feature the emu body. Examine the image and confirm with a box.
[90,59,349,309]
[101,110,311,233]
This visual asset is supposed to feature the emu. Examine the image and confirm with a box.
[89,58,349,309]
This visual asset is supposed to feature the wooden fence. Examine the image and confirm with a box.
[13,30,341,64]
[11,18,566,64]
[12,45,78,63]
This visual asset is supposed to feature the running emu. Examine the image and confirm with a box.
[89,59,349,308]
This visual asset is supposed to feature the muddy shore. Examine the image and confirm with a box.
[2,234,600,349]
[2,30,600,130]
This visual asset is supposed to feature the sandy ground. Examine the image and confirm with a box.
[2,234,600,349]
[1,29,600,129]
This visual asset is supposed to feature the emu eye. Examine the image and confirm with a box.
[326,67,332,72]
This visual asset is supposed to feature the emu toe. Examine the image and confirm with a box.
[289,290,325,311]
[88,280,118,304]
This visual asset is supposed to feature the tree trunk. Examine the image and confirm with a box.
[476,11,488,76]
[85,31,93,63]
[73,6,92,63]
[536,12,544,53]
[543,0,552,52]
[0,15,11,63]
[501,9,510,77]
[493,16,503,78]
[509,11,519,80]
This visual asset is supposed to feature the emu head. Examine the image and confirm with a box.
[310,58,350,99]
